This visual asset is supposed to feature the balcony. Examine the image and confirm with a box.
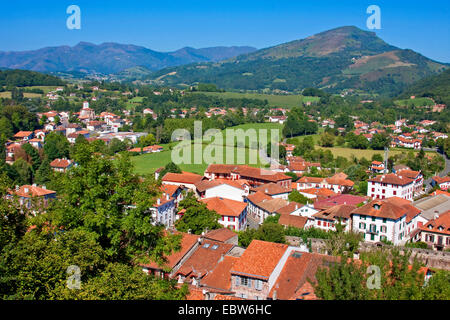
[367,228,379,235]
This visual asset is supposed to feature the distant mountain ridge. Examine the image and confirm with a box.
[0,42,257,74]
[147,26,448,95]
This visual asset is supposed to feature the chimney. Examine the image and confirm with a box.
[273,290,277,300]
[157,198,161,205]
[24,187,29,193]
[295,204,298,210]
[42,185,46,190]
[15,185,19,191]
[166,194,170,201]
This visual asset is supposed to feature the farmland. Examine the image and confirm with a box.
[191,91,319,108]
[131,122,282,175]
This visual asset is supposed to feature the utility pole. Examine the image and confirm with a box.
[384,147,389,174]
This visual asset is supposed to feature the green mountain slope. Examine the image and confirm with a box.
[398,67,450,105]
[147,26,448,95]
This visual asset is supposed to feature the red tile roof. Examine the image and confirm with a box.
[14,131,33,138]
[231,240,288,280]
[368,173,414,186]
[313,204,356,221]
[201,255,238,292]
[204,228,237,243]
[314,194,367,210]
[50,158,72,168]
[252,182,291,195]
[278,214,308,229]
[141,232,199,270]
[268,252,335,300]
[420,211,450,236]
[351,199,408,220]
[11,185,56,198]
[162,172,203,185]
[176,240,234,278]
[201,197,247,217]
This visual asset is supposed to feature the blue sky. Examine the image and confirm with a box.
[0,0,449,62]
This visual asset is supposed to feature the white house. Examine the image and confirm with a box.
[195,179,249,202]
[351,199,408,245]
[367,173,415,201]
[150,193,176,227]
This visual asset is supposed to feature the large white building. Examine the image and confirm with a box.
[367,173,415,201]
[351,199,409,245]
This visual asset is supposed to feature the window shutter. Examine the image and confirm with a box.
[235,276,239,286]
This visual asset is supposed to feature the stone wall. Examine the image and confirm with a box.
[286,237,450,270]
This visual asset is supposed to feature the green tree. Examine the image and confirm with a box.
[44,132,70,161]
[288,189,310,204]
[12,158,32,184]
[51,262,188,300]
[175,193,222,235]
[319,132,335,147]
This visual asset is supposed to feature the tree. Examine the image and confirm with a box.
[370,134,390,150]
[288,189,310,204]
[34,158,53,186]
[422,270,450,300]
[237,222,286,248]
[51,262,188,300]
[175,193,222,235]
[138,134,156,148]
[314,248,429,300]
[43,132,70,161]
[0,229,106,300]
[319,133,335,147]
[0,174,27,250]
[47,153,181,264]
[12,158,32,184]
[158,161,182,181]
[21,143,41,173]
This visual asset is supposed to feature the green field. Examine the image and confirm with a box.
[394,97,434,107]
[191,91,319,108]
[317,146,435,160]
[131,122,282,175]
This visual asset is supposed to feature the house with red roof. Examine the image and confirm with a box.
[195,179,250,202]
[140,232,200,279]
[368,173,415,201]
[370,161,386,174]
[161,172,204,191]
[351,198,410,245]
[204,164,292,189]
[413,211,450,251]
[50,158,74,172]
[201,197,248,231]
[230,240,290,300]
[8,184,56,210]
[431,176,450,191]
[13,131,34,141]
[313,204,357,232]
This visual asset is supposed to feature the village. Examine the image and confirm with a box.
[3,83,450,301]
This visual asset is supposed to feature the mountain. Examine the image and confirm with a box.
[0,43,257,75]
[146,26,448,95]
[398,67,450,105]
[0,69,65,86]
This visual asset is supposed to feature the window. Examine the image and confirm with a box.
[240,277,249,287]
[359,222,366,229]
[255,280,263,291]
[203,243,210,248]
[211,244,219,250]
